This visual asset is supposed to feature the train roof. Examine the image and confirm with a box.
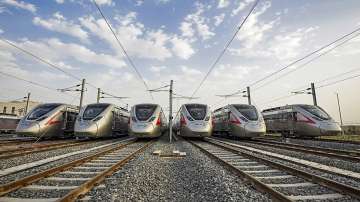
[262,104,315,113]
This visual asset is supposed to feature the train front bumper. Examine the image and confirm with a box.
[74,122,98,138]
[16,122,40,137]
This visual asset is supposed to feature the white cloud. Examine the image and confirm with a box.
[214,14,225,26]
[8,38,126,69]
[217,0,229,8]
[150,65,166,73]
[236,1,274,49]
[33,12,90,43]
[157,0,170,4]
[80,13,174,61]
[1,0,36,13]
[55,0,64,4]
[170,37,195,60]
[95,0,114,6]
[232,0,255,16]
[179,2,215,41]
[181,65,201,75]
[0,28,3,34]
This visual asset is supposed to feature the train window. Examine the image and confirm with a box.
[83,104,109,120]
[300,105,330,120]
[27,104,61,120]
[11,107,15,114]
[233,105,258,121]
[3,106,6,114]
[185,104,207,120]
[135,104,157,121]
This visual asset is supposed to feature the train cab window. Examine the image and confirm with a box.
[83,104,109,120]
[234,105,258,121]
[185,104,207,120]
[11,107,15,114]
[135,104,157,121]
[27,104,61,120]
[300,105,330,120]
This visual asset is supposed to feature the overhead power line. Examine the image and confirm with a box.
[252,32,360,92]
[0,38,83,82]
[259,71,360,106]
[190,0,260,98]
[0,70,77,99]
[246,26,360,88]
[93,0,153,100]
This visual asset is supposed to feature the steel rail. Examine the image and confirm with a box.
[0,141,91,160]
[204,138,360,200]
[58,140,155,201]
[259,135,360,145]
[0,139,136,196]
[186,140,293,202]
[247,139,360,161]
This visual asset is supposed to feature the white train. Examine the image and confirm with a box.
[16,103,78,139]
[213,104,266,138]
[262,104,342,137]
[129,104,167,138]
[74,103,129,138]
[173,103,213,137]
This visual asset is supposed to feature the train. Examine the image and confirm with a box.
[16,103,78,139]
[212,104,266,138]
[0,114,20,134]
[74,103,129,138]
[128,103,167,138]
[173,103,212,137]
[262,104,342,137]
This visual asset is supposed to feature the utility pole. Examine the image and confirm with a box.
[169,80,173,143]
[336,92,343,127]
[79,78,85,111]
[97,88,101,103]
[311,82,317,106]
[246,86,251,105]
[24,92,31,115]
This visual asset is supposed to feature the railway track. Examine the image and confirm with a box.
[243,138,360,162]
[259,135,360,145]
[188,138,360,201]
[0,139,154,201]
[0,140,93,160]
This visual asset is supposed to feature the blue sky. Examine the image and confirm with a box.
[1,0,360,123]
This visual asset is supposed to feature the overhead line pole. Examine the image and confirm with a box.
[24,92,31,115]
[247,86,251,105]
[311,82,317,106]
[169,80,173,143]
[97,88,101,103]
[336,92,343,127]
[79,79,86,111]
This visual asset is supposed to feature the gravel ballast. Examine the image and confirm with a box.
[85,136,271,202]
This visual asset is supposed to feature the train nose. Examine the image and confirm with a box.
[16,121,40,137]
[75,121,98,137]
[245,121,266,135]
[320,122,342,135]
[131,123,154,133]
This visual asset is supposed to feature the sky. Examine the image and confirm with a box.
[0,0,360,124]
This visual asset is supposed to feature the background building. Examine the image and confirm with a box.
[0,100,41,117]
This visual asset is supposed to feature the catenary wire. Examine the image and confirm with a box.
[190,0,260,98]
[93,0,154,100]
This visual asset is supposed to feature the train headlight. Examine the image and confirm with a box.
[204,116,210,121]
[93,116,103,122]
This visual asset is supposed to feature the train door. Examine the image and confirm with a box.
[62,108,77,134]
[286,112,296,136]
[224,107,230,133]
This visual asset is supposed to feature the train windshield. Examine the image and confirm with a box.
[234,105,258,121]
[83,104,109,120]
[135,104,157,121]
[185,104,207,120]
[300,105,330,120]
[27,104,61,120]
